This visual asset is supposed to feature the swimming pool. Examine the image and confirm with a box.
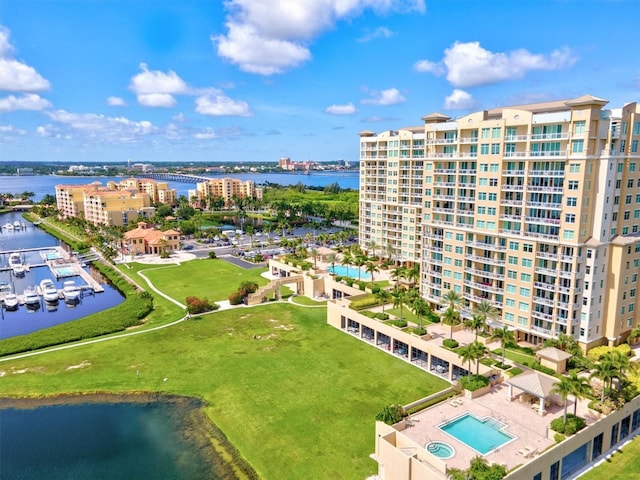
[438,413,515,455]
[328,265,372,280]
[52,265,75,277]
[425,441,455,459]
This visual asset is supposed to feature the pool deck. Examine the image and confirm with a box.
[401,382,598,472]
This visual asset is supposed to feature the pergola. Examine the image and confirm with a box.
[507,372,558,416]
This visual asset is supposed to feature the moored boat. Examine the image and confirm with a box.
[4,293,19,310]
[8,253,25,276]
[13,220,22,229]
[40,279,59,304]
[23,285,41,306]
[3,222,13,231]
[63,280,81,304]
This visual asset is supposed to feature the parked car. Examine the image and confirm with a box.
[182,245,194,250]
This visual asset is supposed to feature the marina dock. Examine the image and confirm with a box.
[0,246,104,294]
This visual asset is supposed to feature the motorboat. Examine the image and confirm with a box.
[0,281,12,299]
[63,280,81,304]
[4,293,19,310]
[3,222,13,231]
[8,253,25,276]
[23,285,41,306]
[40,278,59,304]
[13,220,22,229]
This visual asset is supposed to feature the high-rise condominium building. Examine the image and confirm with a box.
[359,95,640,350]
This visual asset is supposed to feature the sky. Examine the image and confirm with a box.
[1,0,639,164]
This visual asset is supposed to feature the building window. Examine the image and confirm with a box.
[481,128,490,139]
[492,127,501,138]
[565,213,576,223]
[481,144,489,155]
[567,197,577,207]
[568,180,579,190]
[574,121,586,134]
[572,140,584,153]
[491,143,500,155]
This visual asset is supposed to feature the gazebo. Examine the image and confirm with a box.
[535,347,572,374]
[507,372,559,415]
[316,246,337,262]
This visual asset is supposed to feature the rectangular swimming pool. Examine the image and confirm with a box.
[439,413,515,455]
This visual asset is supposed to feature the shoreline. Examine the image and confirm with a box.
[0,392,259,480]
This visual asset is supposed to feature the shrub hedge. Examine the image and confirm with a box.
[460,374,490,391]
[442,338,459,349]
[550,414,586,435]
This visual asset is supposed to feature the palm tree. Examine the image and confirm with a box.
[367,239,378,258]
[469,315,486,341]
[567,372,592,416]
[340,252,353,276]
[391,287,406,322]
[551,376,573,424]
[490,326,516,367]
[457,344,475,373]
[391,265,407,287]
[374,289,391,314]
[310,248,319,269]
[441,290,464,340]
[326,252,338,274]
[353,254,367,281]
[629,325,640,344]
[472,299,498,335]
[590,360,617,402]
[603,350,630,392]
[405,264,420,286]
[412,297,429,333]
[470,341,487,375]
[365,261,379,284]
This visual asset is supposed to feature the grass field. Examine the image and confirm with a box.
[579,435,640,480]
[0,260,448,479]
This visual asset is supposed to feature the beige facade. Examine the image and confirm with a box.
[194,177,260,207]
[107,177,177,205]
[56,181,154,226]
[359,95,640,350]
[123,222,181,255]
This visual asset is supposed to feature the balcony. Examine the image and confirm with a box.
[527,186,563,193]
[427,138,458,145]
[502,170,526,176]
[467,240,507,251]
[535,266,558,277]
[534,281,556,292]
[526,201,562,210]
[531,325,554,337]
[525,216,561,225]
[459,137,479,143]
[533,296,555,307]
[532,310,554,322]
[466,254,506,265]
[501,184,524,191]
[536,251,559,261]
[501,198,524,206]
[529,170,565,177]
[434,169,457,174]
[530,132,570,141]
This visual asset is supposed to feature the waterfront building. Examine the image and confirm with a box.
[109,177,177,205]
[359,95,640,350]
[123,221,180,255]
[56,181,154,226]
[194,177,262,207]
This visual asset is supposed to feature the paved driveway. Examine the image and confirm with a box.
[221,255,266,270]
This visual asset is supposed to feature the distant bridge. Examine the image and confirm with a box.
[136,173,211,184]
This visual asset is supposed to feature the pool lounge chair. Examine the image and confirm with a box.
[449,399,459,407]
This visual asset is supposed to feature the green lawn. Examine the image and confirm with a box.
[0,261,447,479]
[121,258,269,303]
[492,347,534,365]
[580,435,640,480]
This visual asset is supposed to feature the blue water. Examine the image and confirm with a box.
[439,413,514,454]
[0,171,359,201]
[329,265,372,280]
[0,212,125,339]
[0,402,218,480]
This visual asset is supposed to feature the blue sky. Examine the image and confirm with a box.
[1,0,639,164]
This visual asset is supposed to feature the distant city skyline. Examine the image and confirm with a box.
[1,0,639,163]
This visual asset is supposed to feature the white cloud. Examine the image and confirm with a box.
[0,93,51,112]
[214,0,425,75]
[357,26,394,43]
[137,93,177,108]
[0,124,26,135]
[107,96,127,106]
[413,59,444,75]
[444,89,477,110]
[361,87,406,106]
[0,26,50,92]
[46,109,158,143]
[325,102,356,115]
[195,93,252,116]
[129,63,189,106]
[416,41,577,88]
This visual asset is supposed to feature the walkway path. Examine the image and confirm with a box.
[0,256,327,364]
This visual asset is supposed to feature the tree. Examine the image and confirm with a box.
[405,264,420,286]
[391,265,406,287]
[629,325,640,343]
[470,341,487,375]
[340,252,353,276]
[412,297,429,333]
[365,261,379,284]
[353,254,367,281]
[391,287,406,322]
[310,248,319,269]
[374,289,391,314]
[490,326,516,367]
[367,239,378,257]
[441,290,464,340]
[326,252,338,273]
[590,360,617,402]
[551,376,573,424]
[457,344,475,373]
[567,372,592,416]
[472,299,498,336]
[469,315,486,342]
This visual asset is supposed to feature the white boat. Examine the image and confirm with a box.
[13,220,22,229]
[4,293,19,310]
[3,222,13,231]
[23,285,41,306]
[40,279,59,303]
[0,281,11,300]
[63,280,81,304]
[8,253,25,276]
